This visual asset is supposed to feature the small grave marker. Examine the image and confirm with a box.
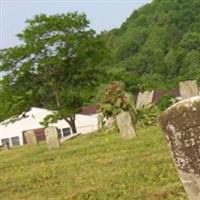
[24,130,38,146]
[44,126,60,149]
[136,90,154,109]
[179,80,199,99]
[116,111,136,139]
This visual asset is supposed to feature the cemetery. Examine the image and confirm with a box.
[0,79,200,199]
[1,0,200,199]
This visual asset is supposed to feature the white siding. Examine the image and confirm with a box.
[0,107,99,146]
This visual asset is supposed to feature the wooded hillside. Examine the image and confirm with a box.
[103,0,200,92]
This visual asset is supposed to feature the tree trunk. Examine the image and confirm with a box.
[64,116,77,134]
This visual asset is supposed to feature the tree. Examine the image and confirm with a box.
[0,12,108,133]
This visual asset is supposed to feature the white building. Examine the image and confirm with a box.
[0,106,99,147]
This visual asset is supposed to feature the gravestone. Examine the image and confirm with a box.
[136,90,154,109]
[160,96,200,200]
[97,114,104,130]
[24,130,38,146]
[44,126,60,149]
[2,141,10,150]
[116,111,136,139]
[179,80,199,99]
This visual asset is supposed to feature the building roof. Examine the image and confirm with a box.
[80,105,98,115]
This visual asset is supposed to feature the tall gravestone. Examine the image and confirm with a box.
[116,111,136,139]
[179,80,199,99]
[44,126,60,149]
[97,114,103,130]
[136,90,154,109]
[160,96,200,200]
[24,130,38,146]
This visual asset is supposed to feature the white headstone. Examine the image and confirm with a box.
[179,80,199,99]
[136,90,154,109]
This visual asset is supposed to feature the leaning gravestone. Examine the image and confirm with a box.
[44,126,60,149]
[24,130,38,146]
[160,96,200,200]
[116,111,136,139]
[179,80,199,99]
[136,90,154,109]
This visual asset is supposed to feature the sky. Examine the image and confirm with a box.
[1,0,152,49]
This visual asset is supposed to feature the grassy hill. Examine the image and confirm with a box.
[0,126,187,200]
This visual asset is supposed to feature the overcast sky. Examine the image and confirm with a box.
[1,0,152,49]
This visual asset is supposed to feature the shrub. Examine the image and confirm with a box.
[136,106,160,127]
[156,94,175,111]
[98,81,136,121]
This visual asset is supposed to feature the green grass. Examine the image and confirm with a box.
[0,126,187,200]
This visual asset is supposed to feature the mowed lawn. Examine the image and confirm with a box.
[0,126,187,200]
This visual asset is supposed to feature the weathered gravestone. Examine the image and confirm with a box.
[160,96,200,200]
[97,114,104,130]
[44,126,60,149]
[179,80,199,99]
[24,130,38,146]
[2,141,10,150]
[136,90,154,109]
[116,111,136,139]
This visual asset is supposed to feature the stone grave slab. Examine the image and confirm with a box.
[2,140,10,150]
[179,80,199,99]
[24,130,38,146]
[44,126,60,149]
[116,111,136,139]
[160,96,200,200]
[136,90,154,109]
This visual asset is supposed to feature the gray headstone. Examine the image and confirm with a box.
[24,130,38,146]
[116,111,136,139]
[97,114,103,130]
[44,126,60,149]
[160,96,200,200]
[2,141,10,150]
[136,90,154,109]
[179,80,199,99]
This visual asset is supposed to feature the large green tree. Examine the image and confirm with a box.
[0,12,108,133]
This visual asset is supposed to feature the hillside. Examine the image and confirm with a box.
[104,0,200,91]
[0,126,187,200]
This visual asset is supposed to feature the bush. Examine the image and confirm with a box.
[98,81,136,121]
[156,94,175,111]
[136,106,160,127]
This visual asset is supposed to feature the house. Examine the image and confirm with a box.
[0,106,99,147]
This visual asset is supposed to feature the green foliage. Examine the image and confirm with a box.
[103,0,200,91]
[156,94,175,111]
[98,81,136,120]
[0,12,109,131]
[136,106,160,127]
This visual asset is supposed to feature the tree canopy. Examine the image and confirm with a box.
[0,12,108,132]
[103,0,200,92]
